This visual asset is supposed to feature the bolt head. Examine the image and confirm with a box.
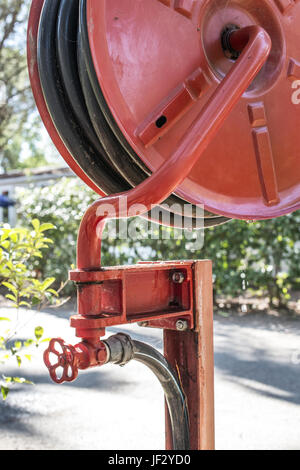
[176,319,189,331]
[172,272,185,284]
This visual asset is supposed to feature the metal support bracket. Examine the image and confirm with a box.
[69,261,195,338]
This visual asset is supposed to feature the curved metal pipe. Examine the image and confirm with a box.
[105,333,190,450]
[76,25,272,270]
[132,340,190,451]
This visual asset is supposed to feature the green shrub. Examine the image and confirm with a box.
[16,178,98,292]
[0,220,59,400]
[201,215,300,307]
[16,178,300,307]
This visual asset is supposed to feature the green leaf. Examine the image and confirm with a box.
[11,377,34,385]
[19,301,31,307]
[41,278,55,291]
[2,282,18,294]
[34,326,44,341]
[47,289,59,297]
[31,296,41,306]
[41,238,54,244]
[1,386,9,401]
[0,318,11,322]
[1,232,9,242]
[32,219,40,232]
[16,355,22,367]
[6,261,14,270]
[1,240,10,250]
[39,223,55,232]
[5,294,17,303]
[9,232,18,243]
[1,354,11,361]
[3,376,12,383]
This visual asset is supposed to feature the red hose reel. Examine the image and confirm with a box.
[27,0,300,450]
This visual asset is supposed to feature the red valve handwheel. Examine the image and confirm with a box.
[85,0,300,220]
[43,338,79,384]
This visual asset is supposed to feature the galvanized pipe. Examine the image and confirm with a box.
[105,333,190,450]
[132,340,190,451]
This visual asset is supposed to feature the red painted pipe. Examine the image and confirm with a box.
[77,26,271,270]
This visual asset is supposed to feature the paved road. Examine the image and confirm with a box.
[1,304,300,450]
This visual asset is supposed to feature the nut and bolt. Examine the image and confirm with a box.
[171,272,185,284]
[175,319,189,331]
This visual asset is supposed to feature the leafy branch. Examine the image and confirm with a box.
[0,219,65,400]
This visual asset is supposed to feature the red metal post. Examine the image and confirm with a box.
[164,260,215,450]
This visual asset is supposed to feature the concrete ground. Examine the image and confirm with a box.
[1,303,300,450]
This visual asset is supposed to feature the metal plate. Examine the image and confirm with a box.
[78,6,209,218]
[85,0,300,220]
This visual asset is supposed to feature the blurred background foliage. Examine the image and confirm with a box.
[0,0,62,172]
[16,178,300,309]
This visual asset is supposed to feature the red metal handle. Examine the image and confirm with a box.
[76,26,271,270]
[43,338,79,384]
[44,338,109,384]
